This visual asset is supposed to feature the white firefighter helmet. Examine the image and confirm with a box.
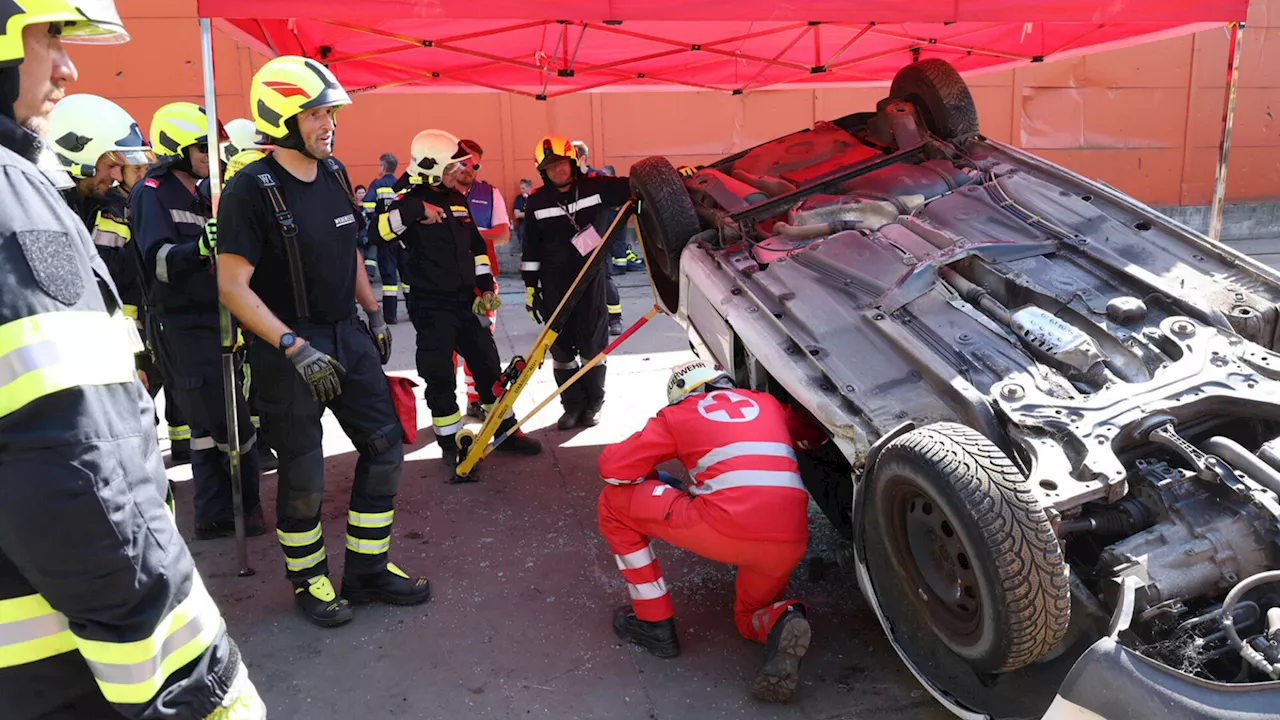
[667,360,732,405]
[408,129,471,184]
[221,117,263,163]
[48,93,155,178]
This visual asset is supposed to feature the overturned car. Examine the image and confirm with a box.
[627,59,1280,719]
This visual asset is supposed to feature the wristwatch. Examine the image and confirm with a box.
[279,332,297,353]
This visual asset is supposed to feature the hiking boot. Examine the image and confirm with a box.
[612,605,680,658]
[465,401,487,421]
[341,562,432,606]
[194,504,267,540]
[751,606,811,703]
[493,418,542,455]
[608,316,623,336]
[557,409,582,431]
[257,444,279,472]
[294,576,354,628]
[579,409,600,428]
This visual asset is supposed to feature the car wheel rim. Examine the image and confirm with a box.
[884,478,983,646]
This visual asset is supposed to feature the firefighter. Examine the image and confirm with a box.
[596,360,825,702]
[569,140,625,336]
[522,135,631,430]
[130,100,265,540]
[377,129,542,471]
[447,138,510,420]
[216,55,432,627]
[362,152,402,321]
[0,2,264,718]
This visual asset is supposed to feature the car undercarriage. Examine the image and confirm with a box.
[628,59,1280,718]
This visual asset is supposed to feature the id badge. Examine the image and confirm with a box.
[571,225,604,256]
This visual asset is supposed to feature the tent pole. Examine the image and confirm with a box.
[1209,21,1244,242]
[200,17,253,578]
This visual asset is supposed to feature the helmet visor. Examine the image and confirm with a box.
[103,148,156,166]
[60,1,130,44]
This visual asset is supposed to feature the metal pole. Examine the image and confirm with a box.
[1209,21,1244,242]
[200,17,253,577]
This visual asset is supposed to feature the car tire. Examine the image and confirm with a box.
[889,59,980,142]
[629,156,701,311]
[866,422,1069,673]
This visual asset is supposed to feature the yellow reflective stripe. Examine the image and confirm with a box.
[474,255,491,266]
[375,187,394,196]
[0,311,138,418]
[449,205,468,213]
[348,510,393,529]
[364,259,379,267]
[0,593,77,668]
[284,548,326,573]
[432,412,462,427]
[168,425,191,441]
[77,575,221,705]
[361,201,377,210]
[381,285,399,293]
[121,304,138,320]
[607,304,622,313]
[345,535,390,555]
[276,525,322,547]
[377,212,395,241]
[94,213,131,241]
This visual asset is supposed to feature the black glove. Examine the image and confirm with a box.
[365,307,391,365]
[288,341,346,402]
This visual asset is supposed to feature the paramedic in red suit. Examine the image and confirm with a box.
[596,359,826,703]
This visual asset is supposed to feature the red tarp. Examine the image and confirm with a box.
[199,2,1248,97]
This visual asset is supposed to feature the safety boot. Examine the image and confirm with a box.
[557,409,583,430]
[608,316,623,336]
[751,606,811,703]
[613,605,680,658]
[294,576,354,628]
[579,409,600,428]
[195,504,267,541]
[466,401,487,421]
[493,417,542,455]
[341,562,432,606]
[625,249,645,272]
[438,435,459,470]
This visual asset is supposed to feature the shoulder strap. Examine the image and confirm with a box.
[252,165,310,321]
[323,158,356,208]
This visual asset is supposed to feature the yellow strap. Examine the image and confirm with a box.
[77,575,222,706]
[0,311,138,418]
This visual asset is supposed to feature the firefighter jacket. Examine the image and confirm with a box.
[65,186,146,327]
[129,165,217,326]
[520,174,631,295]
[374,182,494,301]
[596,388,827,542]
[0,115,240,719]
[361,172,399,247]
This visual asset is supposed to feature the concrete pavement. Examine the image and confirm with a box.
[165,282,948,720]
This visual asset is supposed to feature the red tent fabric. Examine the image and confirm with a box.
[200,1,1247,96]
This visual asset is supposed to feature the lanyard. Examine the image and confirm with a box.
[556,185,582,234]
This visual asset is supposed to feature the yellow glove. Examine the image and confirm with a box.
[203,663,265,720]
[525,286,544,324]
[473,291,502,314]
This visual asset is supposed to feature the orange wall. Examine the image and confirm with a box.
[71,1,1280,208]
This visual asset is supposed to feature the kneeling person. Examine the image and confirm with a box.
[375,129,541,471]
[596,360,826,702]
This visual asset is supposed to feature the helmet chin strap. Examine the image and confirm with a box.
[276,117,321,161]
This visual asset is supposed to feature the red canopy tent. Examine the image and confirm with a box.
[192,1,1250,234]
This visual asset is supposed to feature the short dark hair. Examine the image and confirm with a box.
[378,153,397,174]
[459,138,483,156]
[519,177,532,185]
[354,184,367,195]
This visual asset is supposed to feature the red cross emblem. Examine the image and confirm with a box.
[697,390,760,423]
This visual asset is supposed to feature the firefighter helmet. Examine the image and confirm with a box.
[220,117,263,162]
[0,0,129,67]
[534,135,578,170]
[48,93,154,177]
[408,129,471,184]
[667,360,732,405]
[250,55,350,149]
[150,102,224,158]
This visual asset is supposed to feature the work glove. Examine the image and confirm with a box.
[473,291,502,315]
[365,307,392,365]
[288,340,346,402]
[525,286,544,325]
[199,218,217,258]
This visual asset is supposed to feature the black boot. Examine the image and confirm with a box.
[493,417,542,455]
[194,504,267,540]
[613,605,680,658]
[751,606,811,702]
[341,562,432,606]
[608,315,623,336]
[465,401,487,421]
[580,365,606,428]
[553,366,586,430]
[579,409,600,428]
[293,576,354,628]
[438,434,459,470]
[557,409,582,430]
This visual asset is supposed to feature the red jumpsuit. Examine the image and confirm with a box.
[596,388,825,643]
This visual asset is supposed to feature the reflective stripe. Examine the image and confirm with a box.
[168,425,191,441]
[169,209,204,226]
[615,546,656,571]
[476,266,492,277]
[433,412,462,427]
[277,525,322,547]
[379,209,406,241]
[0,311,138,418]
[382,285,399,294]
[214,433,256,454]
[627,579,668,601]
[602,477,633,485]
[533,206,564,220]
[475,255,491,266]
[155,243,176,283]
[375,187,395,196]
[189,436,216,451]
[521,261,540,272]
[345,535,390,555]
[533,194,602,220]
[78,574,221,705]
[361,201,377,210]
[284,548,326,572]
[552,360,579,370]
[91,228,128,248]
[607,304,622,313]
[94,214,131,241]
[364,258,379,267]
[0,594,76,668]
[612,258,628,266]
[121,304,138,320]
[250,415,260,429]
[348,510,393,529]
[449,205,470,217]
[690,442,797,479]
[690,470,804,495]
